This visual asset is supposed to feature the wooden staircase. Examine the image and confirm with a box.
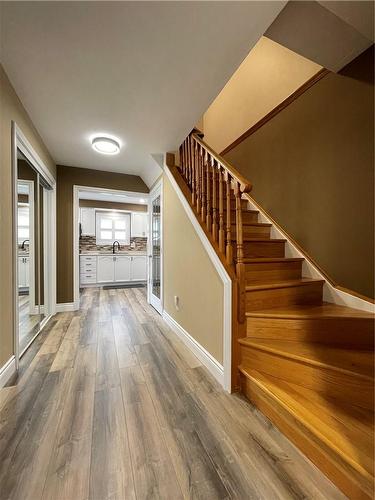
[175,130,374,499]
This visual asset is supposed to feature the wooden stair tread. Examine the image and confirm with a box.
[243,257,304,263]
[246,302,375,320]
[239,339,374,379]
[239,368,374,479]
[231,222,271,227]
[245,278,324,292]
[235,237,286,242]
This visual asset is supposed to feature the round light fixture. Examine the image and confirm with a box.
[92,136,120,155]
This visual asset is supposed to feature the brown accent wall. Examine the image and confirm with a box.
[225,47,374,298]
[57,165,149,304]
[79,199,147,212]
[0,64,56,367]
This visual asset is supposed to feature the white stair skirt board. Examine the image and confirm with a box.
[245,194,374,313]
[0,356,16,389]
[162,311,224,387]
[56,302,78,313]
[164,161,231,392]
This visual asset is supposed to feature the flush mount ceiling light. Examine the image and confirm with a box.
[92,136,120,155]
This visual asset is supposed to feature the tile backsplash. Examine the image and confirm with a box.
[80,235,147,253]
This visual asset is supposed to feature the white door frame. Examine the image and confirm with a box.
[12,121,56,366]
[73,185,149,308]
[147,178,163,314]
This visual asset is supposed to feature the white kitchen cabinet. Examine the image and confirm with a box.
[131,256,147,281]
[80,255,97,284]
[131,212,148,237]
[80,208,96,236]
[115,256,131,282]
[18,256,30,288]
[97,255,115,283]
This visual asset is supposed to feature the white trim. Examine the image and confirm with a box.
[245,194,374,313]
[164,163,232,391]
[14,124,55,187]
[0,356,16,389]
[12,121,57,368]
[56,302,77,313]
[148,178,163,314]
[162,311,224,386]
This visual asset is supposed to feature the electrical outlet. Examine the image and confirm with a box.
[174,295,180,311]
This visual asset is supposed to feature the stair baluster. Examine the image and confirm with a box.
[206,154,212,231]
[218,166,225,253]
[190,135,195,206]
[225,173,233,265]
[201,150,207,223]
[212,160,218,242]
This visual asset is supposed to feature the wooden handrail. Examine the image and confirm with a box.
[191,132,253,194]
[178,129,253,323]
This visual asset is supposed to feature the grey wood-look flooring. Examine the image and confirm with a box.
[0,287,346,500]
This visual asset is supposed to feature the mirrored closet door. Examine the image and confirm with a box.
[17,150,51,355]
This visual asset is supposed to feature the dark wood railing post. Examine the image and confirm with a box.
[196,144,201,214]
[211,159,218,242]
[201,150,207,223]
[225,172,233,265]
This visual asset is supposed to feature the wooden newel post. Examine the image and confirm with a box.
[234,182,246,323]
[225,172,233,265]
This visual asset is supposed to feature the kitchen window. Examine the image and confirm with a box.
[17,204,30,244]
[96,211,131,245]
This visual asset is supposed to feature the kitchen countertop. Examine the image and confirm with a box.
[80,251,147,256]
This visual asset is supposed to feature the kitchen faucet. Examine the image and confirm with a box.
[112,240,120,254]
[21,239,29,250]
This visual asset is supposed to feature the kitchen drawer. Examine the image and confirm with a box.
[80,273,97,284]
[80,255,97,261]
[81,262,97,271]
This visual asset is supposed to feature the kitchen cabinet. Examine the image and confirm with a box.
[81,254,147,286]
[131,256,147,281]
[131,212,148,237]
[80,208,96,236]
[18,256,30,288]
[97,255,115,283]
[115,256,131,282]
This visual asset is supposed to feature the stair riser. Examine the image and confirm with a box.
[233,225,271,239]
[246,317,375,348]
[246,283,323,311]
[212,198,248,210]
[240,347,374,410]
[242,241,285,258]
[245,260,302,283]
[228,211,259,223]
[240,374,373,500]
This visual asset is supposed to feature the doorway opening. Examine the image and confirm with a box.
[72,186,150,309]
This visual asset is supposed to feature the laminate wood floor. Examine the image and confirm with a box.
[0,288,346,500]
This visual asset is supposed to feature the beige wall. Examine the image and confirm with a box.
[225,47,374,299]
[163,175,224,363]
[0,64,56,367]
[202,36,321,153]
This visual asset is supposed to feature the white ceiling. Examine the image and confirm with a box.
[0,1,285,187]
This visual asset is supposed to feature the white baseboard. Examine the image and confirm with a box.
[0,356,16,389]
[56,302,78,312]
[162,310,224,388]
